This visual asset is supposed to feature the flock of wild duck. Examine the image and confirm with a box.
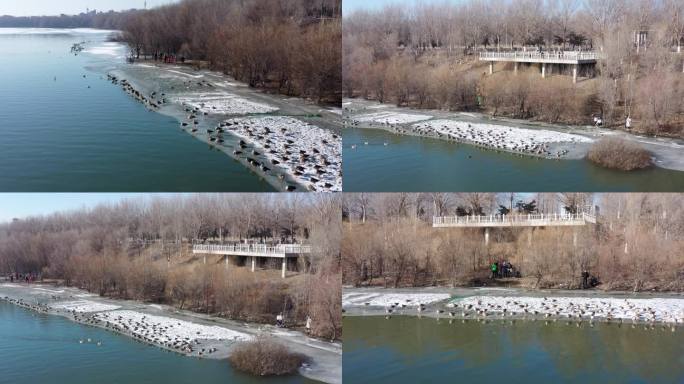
[107,72,341,192]
[1,295,235,357]
[364,296,683,329]
[227,116,342,192]
[345,111,589,158]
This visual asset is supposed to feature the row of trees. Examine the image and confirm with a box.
[342,193,684,292]
[120,0,341,104]
[344,0,684,134]
[0,194,341,340]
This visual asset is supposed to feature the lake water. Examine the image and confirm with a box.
[0,29,273,191]
[343,128,684,192]
[0,301,316,384]
[343,316,684,384]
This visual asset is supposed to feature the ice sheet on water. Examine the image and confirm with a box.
[83,42,126,57]
[0,28,116,35]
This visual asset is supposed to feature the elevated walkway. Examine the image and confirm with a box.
[193,244,311,278]
[480,51,599,64]
[479,51,600,83]
[433,213,596,246]
[433,213,596,228]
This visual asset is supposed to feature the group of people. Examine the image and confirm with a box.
[490,261,518,279]
[276,312,313,334]
[581,270,599,289]
[7,272,37,284]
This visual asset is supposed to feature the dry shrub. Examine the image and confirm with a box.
[587,137,652,170]
[229,337,307,376]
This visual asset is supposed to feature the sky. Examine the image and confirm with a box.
[0,193,179,223]
[0,0,179,17]
[343,0,420,14]
[343,0,471,15]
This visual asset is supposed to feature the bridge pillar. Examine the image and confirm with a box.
[514,62,518,74]
[281,259,287,279]
[203,255,206,265]
[541,63,546,78]
[489,61,494,75]
[484,228,490,246]
[251,256,256,272]
[225,255,229,270]
[573,65,578,84]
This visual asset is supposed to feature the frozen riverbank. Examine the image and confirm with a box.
[343,287,684,326]
[85,43,342,191]
[0,283,341,384]
[344,98,684,171]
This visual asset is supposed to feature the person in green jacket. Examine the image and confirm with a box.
[490,262,497,279]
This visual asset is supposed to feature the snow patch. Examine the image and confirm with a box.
[54,300,121,313]
[342,292,451,307]
[355,111,433,124]
[177,92,278,115]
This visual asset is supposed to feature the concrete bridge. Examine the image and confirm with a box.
[192,244,312,278]
[433,213,597,245]
[480,51,600,83]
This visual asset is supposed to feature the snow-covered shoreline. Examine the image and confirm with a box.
[103,62,342,192]
[93,310,251,356]
[1,283,342,383]
[453,296,684,324]
[345,108,593,159]
[415,119,592,158]
[342,288,684,325]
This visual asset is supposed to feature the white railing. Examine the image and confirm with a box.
[193,243,312,255]
[480,51,599,62]
[433,212,595,226]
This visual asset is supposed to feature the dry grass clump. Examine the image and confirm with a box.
[229,337,307,376]
[587,137,652,171]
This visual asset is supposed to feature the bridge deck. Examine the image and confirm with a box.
[480,51,598,64]
[192,244,311,258]
[433,213,596,228]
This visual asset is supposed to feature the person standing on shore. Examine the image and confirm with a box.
[305,316,312,334]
